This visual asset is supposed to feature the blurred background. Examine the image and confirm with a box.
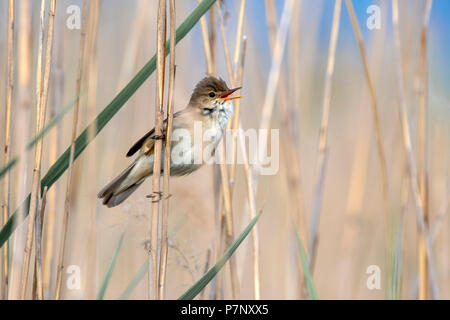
[0,0,449,299]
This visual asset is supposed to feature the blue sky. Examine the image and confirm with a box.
[238,0,449,111]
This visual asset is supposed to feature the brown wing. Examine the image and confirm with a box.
[126,128,155,157]
[126,110,185,158]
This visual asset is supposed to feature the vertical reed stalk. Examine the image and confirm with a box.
[196,3,221,297]
[32,186,47,300]
[223,0,295,298]
[308,0,341,265]
[55,0,87,300]
[149,0,167,300]
[215,4,241,299]
[392,0,438,299]
[339,0,387,299]
[158,0,176,300]
[20,0,56,299]
[84,0,101,298]
[208,7,221,297]
[264,0,308,297]
[208,4,217,75]
[217,4,260,299]
[417,0,433,300]
[43,6,64,298]
[233,0,246,69]
[344,0,391,267]
[9,0,31,300]
[258,0,294,150]
[2,0,15,300]
[197,0,214,75]
[228,0,246,185]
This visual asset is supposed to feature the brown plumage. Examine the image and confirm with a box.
[98,76,241,207]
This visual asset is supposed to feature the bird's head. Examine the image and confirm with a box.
[189,76,241,116]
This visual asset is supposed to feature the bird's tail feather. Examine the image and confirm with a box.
[98,161,143,208]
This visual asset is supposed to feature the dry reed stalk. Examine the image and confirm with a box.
[215,13,234,237]
[198,3,221,298]
[344,0,391,265]
[339,7,387,295]
[83,0,101,161]
[2,0,15,300]
[263,0,305,209]
[284,1,303,293]
[217,4,260,299]
[158,0,176,300]
[258,0,294,156]
[236,118,262,299]
[392,0,438,299]
[208,4,217,74]
[8,0,32,300]
[233,0,246,69]
[215,4,240,299]
[70,0,100,206]
[264,0,308,297]
[83,0,101,299]
[227,40,245,185]
[221,0,295,298]
[207,3,241,299]
[97,0,150,300]
[32,186,47,300]
[149,0,167,300]
[197,0,214,75]
[43,8,65,298]
[344,16,386,217]
[55,0,88,300]
[233,43,262,300]
[417,0,433,301]
[20,0,56,299]
[217,144,240,298]
[227,0,246,185]
[208,7,221,294]
[308,0,341,265]
[264,0,277,46]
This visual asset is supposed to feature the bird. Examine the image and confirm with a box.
[98,76,241,207]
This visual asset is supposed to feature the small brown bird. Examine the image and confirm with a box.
[98,76,241,207]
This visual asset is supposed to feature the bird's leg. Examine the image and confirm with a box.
[146,191,172,202]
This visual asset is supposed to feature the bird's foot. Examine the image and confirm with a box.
[146,191,172,202]
[150,128,165,140]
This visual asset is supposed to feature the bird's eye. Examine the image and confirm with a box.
[209,92,216,98]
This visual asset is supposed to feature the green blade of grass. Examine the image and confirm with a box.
[178,213,262,300]
[0,0,217,249]
[295,228,318,300]
[0,93,82,179]
[119,260,149,300]
[97,234,125,300]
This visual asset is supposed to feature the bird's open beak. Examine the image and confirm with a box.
[220,87,242,102]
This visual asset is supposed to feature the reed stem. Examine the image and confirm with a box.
[158,0,176,300]
[20,0,56,299]
[2,0,15,300]
[308,0,342,267]
[149,0,167,300]
[55,0,87,300]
